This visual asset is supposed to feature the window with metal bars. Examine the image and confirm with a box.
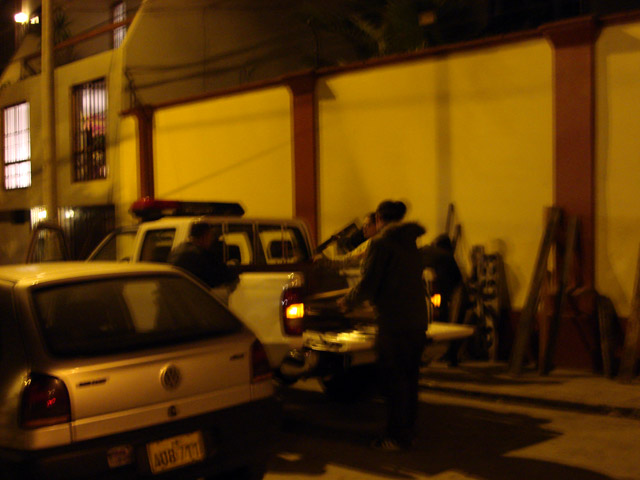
[72,79,107,182]
[112,1,127,48]
[3,102,32,190]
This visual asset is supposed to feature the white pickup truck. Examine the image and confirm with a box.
[87,198,347,376]
[85,199,474,392]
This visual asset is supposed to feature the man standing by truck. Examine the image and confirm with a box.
[168,222,239,304]
[338,200,428,451]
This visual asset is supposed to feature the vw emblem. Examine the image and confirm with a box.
[160,364,181,390]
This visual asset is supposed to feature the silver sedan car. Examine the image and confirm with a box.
[0,262,279,479]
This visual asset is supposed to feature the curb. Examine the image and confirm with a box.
[421,383,640,420]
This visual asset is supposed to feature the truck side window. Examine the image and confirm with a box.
[286,226,310,262]
[140,229,176,263]
[257,224,309,265]
[223,224,254,266]
[89,228,137,262]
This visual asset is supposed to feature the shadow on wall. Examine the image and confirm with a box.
[158,142,290,198]
[596,27,640,317]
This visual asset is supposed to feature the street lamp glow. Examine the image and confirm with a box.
[14,12,28,24]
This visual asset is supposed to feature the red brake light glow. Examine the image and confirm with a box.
[130,197,245,221]
[281,286,305,336]
[20,374,71,429]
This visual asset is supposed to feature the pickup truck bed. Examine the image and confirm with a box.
[280,289,475,388]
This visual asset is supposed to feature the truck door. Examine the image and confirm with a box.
[87,226,138,262]
[25,223,71,263]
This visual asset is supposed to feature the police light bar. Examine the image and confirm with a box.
[130,197,245,220]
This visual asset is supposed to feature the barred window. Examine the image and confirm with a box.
[112,2,127,48]
[72,79,107,182]
[3,102,32,190]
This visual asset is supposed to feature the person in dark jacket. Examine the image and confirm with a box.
[421,234,467,366]
[168,222,239,301]
[338,200,428,450]
[420,234,463,323]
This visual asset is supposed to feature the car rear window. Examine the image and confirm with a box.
[32,274,242,357]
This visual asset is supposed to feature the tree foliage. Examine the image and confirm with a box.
[300,0,490,61]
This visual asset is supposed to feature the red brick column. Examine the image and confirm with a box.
[543,17,599,287]
[287,72,318,244]
[132,106,155,200]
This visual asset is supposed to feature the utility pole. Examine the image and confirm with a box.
[41,0,58,223]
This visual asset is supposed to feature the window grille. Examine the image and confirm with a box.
[72,79,107,182]
[113,2,127,48]
[3,102,31,190]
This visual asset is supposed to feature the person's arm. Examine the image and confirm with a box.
[322,238,370,269]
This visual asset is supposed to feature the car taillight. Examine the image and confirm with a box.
[281,286,305,336]
[20,374,71,429]
[251,340,272,383]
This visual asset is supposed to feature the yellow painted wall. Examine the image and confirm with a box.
[319,40,554,308]
[153,87,293,217]
[2,52,119,213]
[1,49,125,262]
[596,22,640,317]
[54,50,115,208]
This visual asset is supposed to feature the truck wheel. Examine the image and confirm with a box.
[463,309,498,361]
[320,365,377,401]
[213,463,266,480]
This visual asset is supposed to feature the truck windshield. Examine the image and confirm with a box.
[32,274,242,357]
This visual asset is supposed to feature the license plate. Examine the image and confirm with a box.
[147,431,205,474]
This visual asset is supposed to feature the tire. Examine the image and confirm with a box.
[212,463,267,480]
[482,309,499,362]
[238,463,267,480]
[463,309,498,361]
[320,365,377,402]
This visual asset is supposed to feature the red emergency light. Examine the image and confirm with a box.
[130,197,245,221]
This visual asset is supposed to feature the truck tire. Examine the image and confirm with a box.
[213,462,267,480]
[463,309,498,361]
[320,365,377,402]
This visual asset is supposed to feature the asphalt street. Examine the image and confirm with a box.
[266,381,640,480]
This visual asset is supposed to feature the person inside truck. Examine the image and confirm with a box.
[168,222,239,304]
[337,200,428,451]
[317,212,378,270]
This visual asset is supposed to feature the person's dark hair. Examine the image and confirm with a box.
[190,222,211,239]
[376,200,407,223]
[364,212,376,224]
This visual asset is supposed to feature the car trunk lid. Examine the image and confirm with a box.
[55,333,253,442]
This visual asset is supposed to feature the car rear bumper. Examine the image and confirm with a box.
[0,397,281,480]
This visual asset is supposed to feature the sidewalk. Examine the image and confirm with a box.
[420,361,640,419]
